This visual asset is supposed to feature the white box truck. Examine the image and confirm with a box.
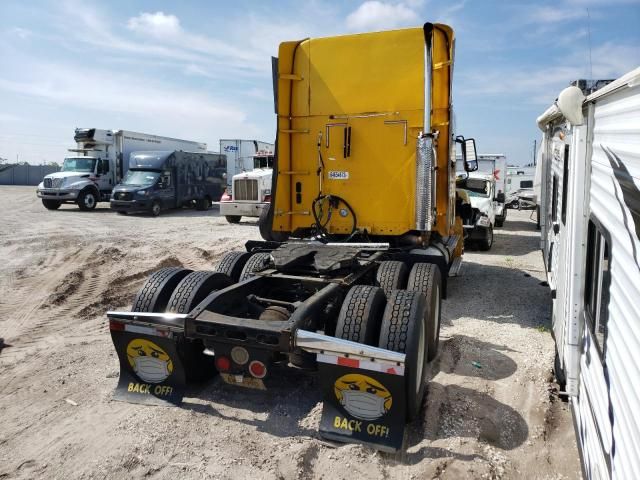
[36,128,207,211]
[477,154,507,226]
[219,139,274,188]
[457,154,507,226]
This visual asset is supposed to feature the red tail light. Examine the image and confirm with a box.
[109,320,124,331]
[249,360,267,378]
[215,356,231,372]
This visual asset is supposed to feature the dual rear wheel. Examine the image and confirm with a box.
[337,261,442,420]
[131,267,233,381]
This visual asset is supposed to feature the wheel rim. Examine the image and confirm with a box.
[416,317,426,394]
[153,203,160,215]
[85,193,95,208]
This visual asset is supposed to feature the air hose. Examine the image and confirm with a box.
[311,194,358,242]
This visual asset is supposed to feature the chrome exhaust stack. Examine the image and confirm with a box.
[416,23,436,232]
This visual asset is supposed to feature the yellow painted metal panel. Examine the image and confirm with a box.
[275,24,455,238]
[307,28,425,116]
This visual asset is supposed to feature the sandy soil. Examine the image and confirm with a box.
[0,186,581,479]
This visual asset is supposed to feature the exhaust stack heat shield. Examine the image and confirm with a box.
[416,134,435,231]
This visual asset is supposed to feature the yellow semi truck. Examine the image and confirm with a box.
[107,22,478,452]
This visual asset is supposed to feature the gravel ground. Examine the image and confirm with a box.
[0,186,581,479]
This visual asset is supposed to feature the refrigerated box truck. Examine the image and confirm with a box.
[37,128,207,211]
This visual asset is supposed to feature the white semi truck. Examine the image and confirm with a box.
[219,139,275,189]
[37,128,207,211]
[220,150,274,224]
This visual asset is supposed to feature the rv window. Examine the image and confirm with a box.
[551,176,559,222]
[561,145,569,224]
[520,180,533,189]
[584,220,610,357]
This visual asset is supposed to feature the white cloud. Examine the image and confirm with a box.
[346,1,418,31]
[127,12,182,38]
[456,40,640,107]
[526,6,588,24]
[9,27,32,39]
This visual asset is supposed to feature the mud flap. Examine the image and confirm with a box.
[317,354,406,452]
[110,326,186,406]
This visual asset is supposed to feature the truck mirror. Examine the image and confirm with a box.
[463,138,478,172]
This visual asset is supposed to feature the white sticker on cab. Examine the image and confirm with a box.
[328,171,349,180]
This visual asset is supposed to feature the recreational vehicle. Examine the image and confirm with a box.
[537,68,640,479]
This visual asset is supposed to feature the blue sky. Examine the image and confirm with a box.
[0,0,638,165]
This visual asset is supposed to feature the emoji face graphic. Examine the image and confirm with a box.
[334,374,392,421]
[126,339,174,384]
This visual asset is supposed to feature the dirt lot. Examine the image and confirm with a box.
[0,185,581,479]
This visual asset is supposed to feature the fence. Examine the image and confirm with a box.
[0,165,61,186]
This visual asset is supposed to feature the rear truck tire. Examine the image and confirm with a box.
[335,285,386,345]
[478,225,494,251]
[42,199,61,210]
[238,252,272,282]
[375,261,409,297]
[166,271,233,314]
[151,201,161,217]
[225,215,241,223]
[379,290,429,421]
[259,204,290,242]
[165,270,234,382]
[131,267,193,313]
[214,251,253,283]
[406,263,442,362]
[77,189,97,211]
[195,197,211,211]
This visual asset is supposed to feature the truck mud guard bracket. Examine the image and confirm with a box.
[107,311,190,406]
[295,330,407,452]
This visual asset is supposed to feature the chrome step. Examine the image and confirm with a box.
[449,257,463,277]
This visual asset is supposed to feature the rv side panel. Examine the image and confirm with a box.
[582,81,640,480]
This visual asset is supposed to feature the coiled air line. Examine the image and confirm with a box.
[312,131,358,241]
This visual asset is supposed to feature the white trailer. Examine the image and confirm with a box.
[537,67,640,480]
[220,139,274,188]
[506,170,536,209]
[37,129,206,211]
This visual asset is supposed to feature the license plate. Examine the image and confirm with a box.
[220,373,266,390]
